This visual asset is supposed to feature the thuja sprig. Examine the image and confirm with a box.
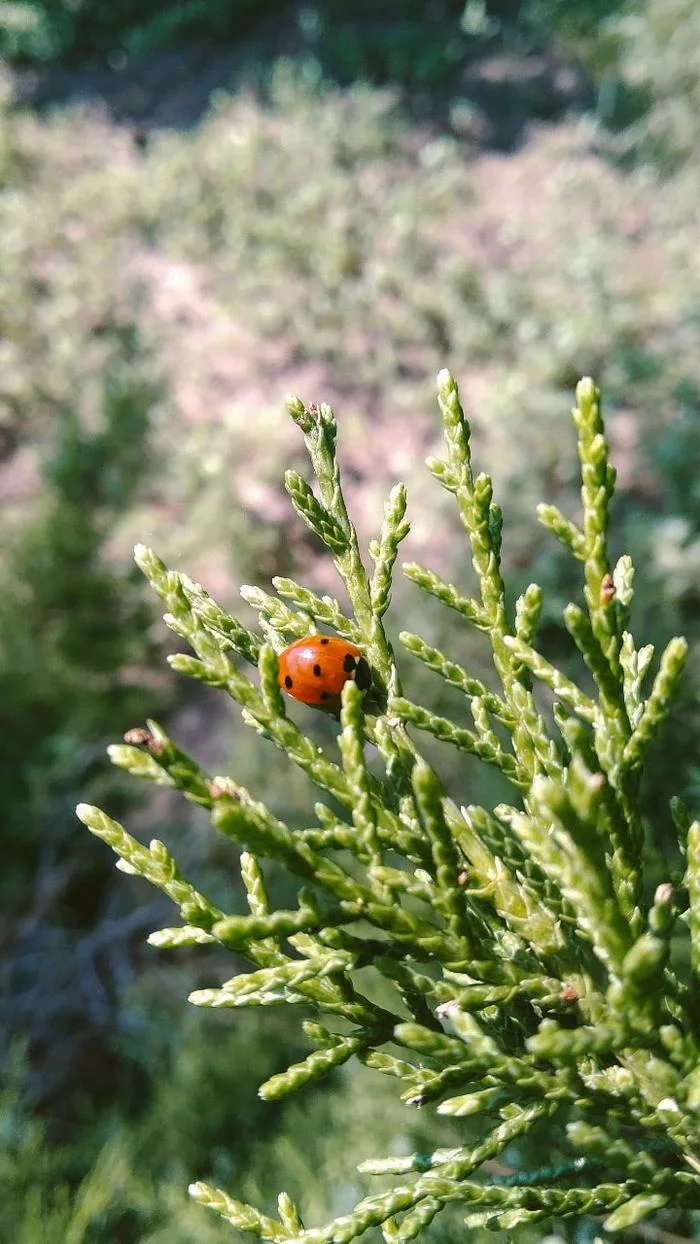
[396,371,559,798]
[79,372,700,1241]
[285,396,402,690]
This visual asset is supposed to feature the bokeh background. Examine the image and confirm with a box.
[2,1,700,1239]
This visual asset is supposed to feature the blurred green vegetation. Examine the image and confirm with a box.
[2,0,700,1237]
[0,328,160,903]
[5,1,520,75]
[3,0,700,168]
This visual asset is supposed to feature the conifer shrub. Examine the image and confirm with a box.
[79,372,700,1239]
[0,324,172,1136]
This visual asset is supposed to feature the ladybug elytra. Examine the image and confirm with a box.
[278,635,372,712]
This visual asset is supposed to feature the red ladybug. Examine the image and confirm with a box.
[278,635,372,712]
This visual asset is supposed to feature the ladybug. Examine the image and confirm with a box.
[278,635,372,712]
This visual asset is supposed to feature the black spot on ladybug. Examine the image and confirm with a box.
[313,663,322,676]
[355,657,372,691]
[320,690,330,701]
[343,652,357,673]
[320,637,330,644]
[285,675,294,689]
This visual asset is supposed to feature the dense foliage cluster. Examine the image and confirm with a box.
[81,373,700,1240]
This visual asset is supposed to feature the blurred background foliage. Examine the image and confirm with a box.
[2,0,700,1239]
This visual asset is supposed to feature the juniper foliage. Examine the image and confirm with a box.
[78,372,700,1240]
